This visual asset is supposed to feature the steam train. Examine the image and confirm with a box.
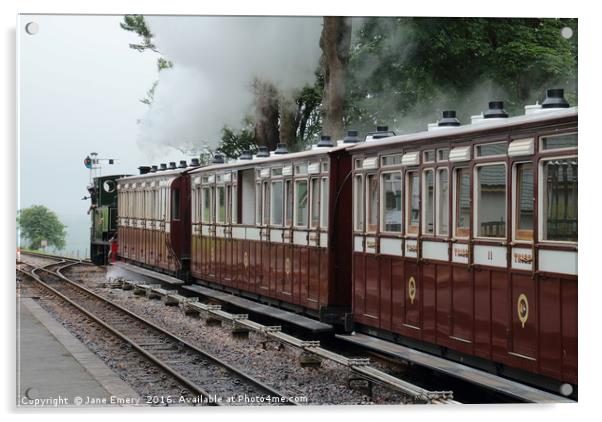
[91,89,577,397]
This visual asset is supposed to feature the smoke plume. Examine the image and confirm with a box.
[137,16,323,153]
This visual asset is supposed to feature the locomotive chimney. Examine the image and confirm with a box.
[256,146,270,158]
[317,135,334,148]
[542,88,570,109]
[212,154,225,164]
[343,130,361,143]
[138,166,151,175]
[376,125,388,132]
[150,165,158,173]
[159,163,168,171]
[274,143,288,154]
[438,110,461,127]
[189,158,200,167]
[169,162,177,169]
[239,150,253,160]
[178,160,187,168]
[483,101,509,119]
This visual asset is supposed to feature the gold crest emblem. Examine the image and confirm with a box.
[243,251,249,269]
[517,294,529,328]
[408,276,416,304]
[285,257,291,276]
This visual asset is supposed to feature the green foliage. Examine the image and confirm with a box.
[218,120,257,159]
[140,81,158,106]
[120,15,158,53]
[120,15,173,106]
[346,17,577,131]
[17,205,66,250]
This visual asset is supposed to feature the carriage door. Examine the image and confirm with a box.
[403,167,421,329]
[269,168,285,296]
[307,165,323,305]
[450,160,473,344]
[293,163,309,305]
[205,176,217,280]
[280,169,294,299]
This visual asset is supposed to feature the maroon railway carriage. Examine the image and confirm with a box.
[188,141,353,321]
[117,162,194,277]
[348,100,577,392]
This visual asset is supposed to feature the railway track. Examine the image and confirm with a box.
[17,254,298,406]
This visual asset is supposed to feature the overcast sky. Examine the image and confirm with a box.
[17,14,322,253]
[18,15,191,251]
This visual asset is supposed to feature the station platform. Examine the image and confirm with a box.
[17,298,141,408]
[111,261,184,285]
[336,332,574,403]
[182,284,333,333]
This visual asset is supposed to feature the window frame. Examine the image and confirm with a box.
[436,167,450,237]
[379,170,403,234]
[473,162,507,240]
[538,154,578,244]
[365,173,379,233]
[539,132,578,153]
[474,141,509,159]
[513,161,534,242]
[284,178,293,228]
[293,178,309,228]
[453,167,471,239]
[405,170,420,235]
[270,179,284,227]
[422,168,435,235]
[320,176,329,229]
[353,174,365,232]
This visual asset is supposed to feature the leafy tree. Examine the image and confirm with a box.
[219,121,258,159]
[346,17,577,132]
[120,14,173,105]
[17,205,66,250]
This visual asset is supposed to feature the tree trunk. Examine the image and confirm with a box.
[253,79,280,150]
[319,17,352,141]
[279,96,297,148]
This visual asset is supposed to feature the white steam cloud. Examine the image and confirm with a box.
[138,16,323,153]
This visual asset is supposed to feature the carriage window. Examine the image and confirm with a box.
[476,142,508,158]
[381,154,402,167]
[320,177,329,228]
[231,185,238,224]
[216,186,226,223]
[171,189,180,220]
[407,172,419,234]
[354,175,364,231]
[262,181,270,225]
[476,164,506,238]
[541,133,577,151]
[423,150,436,163]
[541,158,577,242]
[437,169,449,236]
[310,178,320,228]
[295,180,308,227]
[271,180,284,226]
[437,148,450,162]
[285,180,293,227]
[226,185,232,223]
[455,168,470,237]
[515,163,534,241]
[423,170,435,234]
[381,172,402,232]
[255,182,262,225]
[240,169,255,225]
[366,174,378,233]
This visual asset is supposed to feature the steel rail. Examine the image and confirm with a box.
[19,260,297,406]
[19,264,221,406]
